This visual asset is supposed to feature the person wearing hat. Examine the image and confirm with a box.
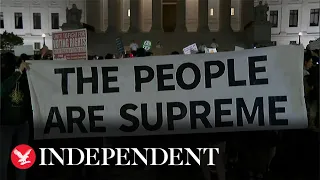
[1,53,32,180]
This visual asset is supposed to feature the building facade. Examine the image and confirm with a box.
[0,0,244,50]
[95,0,243,33]
[0,0,86,51]
[263,0,320,46]
[0,0,318,51]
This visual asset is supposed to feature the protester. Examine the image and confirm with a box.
[236,131,278,180]
[308,63,319,128]
[130,40,139,56]
[304,52,313,76]
[211,38,219,49]
[105,54,114,59]
[1,53,32,180]
[200,134,227,180]
[198,43,206,53]
[156,41,162,48]
[303,52,314,126]
[306,53,319,128]
[136,47,147,57]
[146,51,153,56]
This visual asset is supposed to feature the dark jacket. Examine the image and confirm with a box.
[1,71,33,126]
[308,65,319,102]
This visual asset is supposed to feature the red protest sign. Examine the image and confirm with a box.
[52,29,88,60]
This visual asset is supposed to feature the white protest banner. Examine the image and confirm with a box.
[52,29,87,60]
[183,43,198,54]
[27,45,307,139]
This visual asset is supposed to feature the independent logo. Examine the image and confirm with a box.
[11,144,36,169]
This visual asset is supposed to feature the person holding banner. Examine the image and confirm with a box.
[308,64,319,128]
[304,52,319,129]
[303,52,315,128]
[1,53,32,180]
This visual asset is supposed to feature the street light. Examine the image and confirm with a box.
[42,33,46,46]
[298,32,302,45]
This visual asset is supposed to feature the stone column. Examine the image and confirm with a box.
[128,0,142,33]
[106,0,121,32]
[219,0,232,32]
[151,0,162,31]
[241,0,254,30]
[175,0,187,32]
[197,0,210,32]
[86,0,101,31]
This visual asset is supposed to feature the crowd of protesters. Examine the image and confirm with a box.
[1,42,319,180]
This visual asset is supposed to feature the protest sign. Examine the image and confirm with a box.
[52,29,87,60]
[205,47,217,54]
[116,37,125,55]
[27,45,307,139]
[183,43,198,54]
[143,40,152,51]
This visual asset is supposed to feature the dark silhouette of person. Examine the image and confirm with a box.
[105,54,114,59]
[171,51,179,55]
[1,53,32,180]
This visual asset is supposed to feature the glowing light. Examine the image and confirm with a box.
[231,8,235,16]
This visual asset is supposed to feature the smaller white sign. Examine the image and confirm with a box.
[143,40,152,51]
[204,48,217,54]
[14,45,34,56]
[183,43,198,54]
